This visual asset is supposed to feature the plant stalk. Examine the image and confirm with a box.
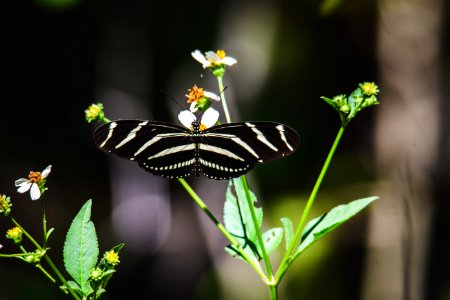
[178,178,267,281]
[239,176,274,280]
[276,126,345,282]
[216,76,232,123]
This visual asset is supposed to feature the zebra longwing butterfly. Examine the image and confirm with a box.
[93,109,299,180]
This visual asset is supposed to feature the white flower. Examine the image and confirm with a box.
[191,49,237,69]
[178,108,219,130]
[15,165,52,201]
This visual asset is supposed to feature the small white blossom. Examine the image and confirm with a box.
[15,165,52,201]
[191,49,237,69]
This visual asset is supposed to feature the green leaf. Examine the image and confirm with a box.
[320,96,340,112]
[63,200,99,295]
[46,227,55,240]
[296,196,378,255]
[347,88,363,111]
[223,179,263,262]
[281,217,294,250]
[260,227,283,255]
[95,288,106,298]
[60,280,82,295]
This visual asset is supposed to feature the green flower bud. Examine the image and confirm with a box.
[85,103,106,123]
[90,267,104,281]
[0,195,12,217]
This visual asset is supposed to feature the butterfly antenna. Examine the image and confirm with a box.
[160,89,186,111]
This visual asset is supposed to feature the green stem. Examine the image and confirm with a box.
[36,263,57,283]
[269,284,278,300]
[43,255,81,300]
[41,198,47,248]
[10,217,81,300]
[11,217,42,249]
[178,178,267,281]
[239,176,274,280]
[216,76,232,123]
[275,126,345,282]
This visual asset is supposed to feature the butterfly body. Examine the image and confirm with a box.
[94,119,299,180]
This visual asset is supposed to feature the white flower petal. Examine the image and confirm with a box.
[41,165,52,179]
[191,50,210,68]
[15,178,29,187]
[30,183,41,200]
[205,51,219,62]
[17,181,32,193]
[204,91,220,101]
[189,102,198,113]
[201,108,219,129]
[222,57,237,66]
[178,110,197,129]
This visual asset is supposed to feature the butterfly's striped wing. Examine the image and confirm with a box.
[200,122,300,179]
[93,120,196,178]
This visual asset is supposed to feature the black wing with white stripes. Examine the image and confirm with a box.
[93,120,299,180]
[93,120,196,178]
[200,122,299,179]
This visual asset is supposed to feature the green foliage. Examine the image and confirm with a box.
[224,179,284,263]
[259,227,283,255]
[281,217,294,250]
[296,196,378,256]
[321,82,379,127]
[63,199,99,295]
[224,179,263,262]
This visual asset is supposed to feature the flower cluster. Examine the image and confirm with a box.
[321,82,380,126]
[89,247,123,283]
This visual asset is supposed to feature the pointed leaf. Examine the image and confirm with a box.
[297,196,378,255]
[321,96,340,113]
[281,217,294,250]
[223,179,263,262]
[63,200,99,294]
[46,227,55,240]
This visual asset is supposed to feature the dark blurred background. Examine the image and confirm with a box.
[1,0,449,299]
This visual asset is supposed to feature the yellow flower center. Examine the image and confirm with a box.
[216,50,226,59]
[85,104,101,119]
[28,171,42,183]
[361,82,377,96]
[105,250,120,265]
[7,227,22,239]
[186,85,205,103]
